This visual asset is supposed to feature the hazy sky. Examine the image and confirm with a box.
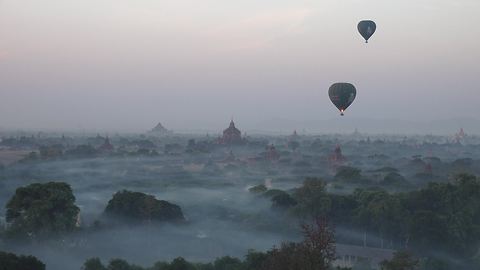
[0,0,479,132]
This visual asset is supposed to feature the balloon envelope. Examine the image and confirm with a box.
[328,83,357,115]
[358,20,376,43]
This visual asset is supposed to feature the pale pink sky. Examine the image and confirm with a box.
[0,0,479,132]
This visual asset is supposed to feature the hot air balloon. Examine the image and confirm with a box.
[357,20,376,43]
[329,83,357,116]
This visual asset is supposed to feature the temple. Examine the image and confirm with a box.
[454,128,466,143]
[329,145,346,169]
[265,144,280,161]
[149,122,173,136]
[98,137,114,152]
[218,120,244,145]
[289,130,299,142]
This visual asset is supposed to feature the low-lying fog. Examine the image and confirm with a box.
[0,156,302,270]
[1,132,479,269]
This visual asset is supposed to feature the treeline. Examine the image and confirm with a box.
[1,219,340,270]
[82,219,421,270]
[81,251,423,270]
[255,173,480,267]
[0,219,422,270]
[0,247,461,270]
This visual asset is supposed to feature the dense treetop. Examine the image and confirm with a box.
[5,182,79,239]
[0,251,45,270]
[104,190,185,224]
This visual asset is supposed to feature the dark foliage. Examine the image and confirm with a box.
[335,166,362,183]
[380,251,419,270]
[261,218,335,270]
[82,220,335,270]
[104,190,185,224]
[0,251,45,270]
[271,193,297,210]
[5,182,80,239]
[293,174,480,261]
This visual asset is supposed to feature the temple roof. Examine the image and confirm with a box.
[149,122,172,135]
[223,120,241,135]
[99,136,114,151]
[218,120,243,145]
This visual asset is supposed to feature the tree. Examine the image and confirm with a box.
[271,193,297,210]
[328,194,358,224]
[169,257,196,270]
[380,251,419,270]
[352,258,373,270]
[244,250,268,270]
[262,218,335,270]
[404,174,480,256]
[262,242,301,270]
[249,185,267,194]
[6,182,80,239]
[472,253,480,270]
[0,251,45,270]
[107,259,134,270]
[335,166,362,183]
[213,256,244,270]
[298,218,336,270]
[419,257,450,270]
[83,258,107,270]
[382,172,410,188]
[353,189,407,247]
[104,190,185,224]
[408,210,447,252]
[151,261,170,270]
[293,178,331,218]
